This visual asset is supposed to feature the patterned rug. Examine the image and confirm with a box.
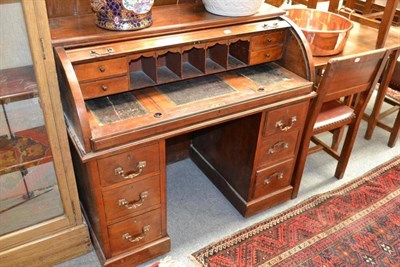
[192,156,400,267]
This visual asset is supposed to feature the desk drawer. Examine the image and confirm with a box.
[108,208,162,256]
[248,45,283,65]
[250,31,285,51]
[253,159,293,199]
[258,130,300,167]
[74,57,127,82]
[103,175,161,222]
[80,75,129,100]
[98,143,160,187]
[263,102,308,137]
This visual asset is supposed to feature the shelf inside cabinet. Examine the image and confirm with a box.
[157,52,182,84]
[0,66,38,104]
[206,43,228,73]
[129,56,157,89]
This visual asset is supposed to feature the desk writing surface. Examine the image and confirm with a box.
[312,22,400,68]
[86,63,312,151]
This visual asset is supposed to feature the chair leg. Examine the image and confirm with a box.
[331,127,345,151]
[291,127,314,199]
[365,86,387,140]
[335,120,362,179]
[388,109,400,147]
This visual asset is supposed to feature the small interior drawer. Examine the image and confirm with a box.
[253,159,294,199]
[258,130,299,167]
[102,175,161,222]
[74,57,127,82]
[250,31,285,51]
[263,101,308,137]
[108,208,162,256]
[248,45,283,65]
[97,143,160,187]
[80,75,129,100]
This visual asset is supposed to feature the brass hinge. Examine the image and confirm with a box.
[40,38,46,60]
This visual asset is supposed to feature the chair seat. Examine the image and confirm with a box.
[387,87,400,102]
[313,101,356,134]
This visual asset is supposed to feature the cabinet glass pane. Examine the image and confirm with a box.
[0,1,64,235]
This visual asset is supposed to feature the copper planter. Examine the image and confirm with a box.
[286,8,353,56]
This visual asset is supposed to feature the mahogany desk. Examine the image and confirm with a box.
[50,3,317,266]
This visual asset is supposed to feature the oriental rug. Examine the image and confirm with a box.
[191,156,400,267]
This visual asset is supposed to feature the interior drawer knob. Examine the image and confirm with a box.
[275,116,297,132]
[264,172,284,185]
[118,191,149,209]
[265,53,270,58]
[114,161,147,180]
[267,38,273,43]
[268,141,289,154]
[122,225,150,243]
[99,66,106,72]
[101,85,108,91]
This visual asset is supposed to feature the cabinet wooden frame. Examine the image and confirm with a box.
[0,1,90,266]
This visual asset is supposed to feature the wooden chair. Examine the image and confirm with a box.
[329,0,399,48]
[365,47,400,147]
[292,48,389,198]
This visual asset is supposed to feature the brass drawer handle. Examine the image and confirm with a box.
[264,172,284,185]
[275,116,297,132]
[122,225,150,243]
[118,191,149,209]
[114,161,147,180]
[268,141,288,154]
[90,47,114,57]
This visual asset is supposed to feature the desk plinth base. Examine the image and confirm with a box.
[102,237,171,267]
[190,145,293,218]
[85,209,170,267]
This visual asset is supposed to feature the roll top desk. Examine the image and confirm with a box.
[50,3,315,266]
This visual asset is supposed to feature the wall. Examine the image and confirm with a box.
[0,1,32,69]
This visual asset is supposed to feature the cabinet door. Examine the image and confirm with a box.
[0,0,84,251]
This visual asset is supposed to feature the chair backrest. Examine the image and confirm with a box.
[309,48,389,122]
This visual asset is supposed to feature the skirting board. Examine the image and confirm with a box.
[0,224,90,267]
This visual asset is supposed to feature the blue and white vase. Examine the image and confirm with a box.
[91,0,154,31]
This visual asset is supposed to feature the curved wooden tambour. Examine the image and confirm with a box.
[55,48,92,153]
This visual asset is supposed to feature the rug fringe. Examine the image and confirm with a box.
[188,255,205,267]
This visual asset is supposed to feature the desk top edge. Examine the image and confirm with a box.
[49,3,286,48]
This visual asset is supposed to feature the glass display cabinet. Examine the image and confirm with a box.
[0,0,90,265]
